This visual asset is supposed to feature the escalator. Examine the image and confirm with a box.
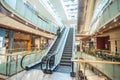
[55,28,74,73]
[20,28,66,70]
[42,28,75,74]
[20,27,75,76]
[41,28,66,71]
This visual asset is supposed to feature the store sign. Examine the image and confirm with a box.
[0,36,4,48]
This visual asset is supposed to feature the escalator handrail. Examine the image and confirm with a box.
[71,28,75,75]
[42,27,64,57]
[20,54,28,70]
[45,28,69,70]
[72,28,75,57]
[20,28,64,70]
[20,50,43,70]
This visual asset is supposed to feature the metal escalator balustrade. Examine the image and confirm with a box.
[43,28,76,75]
[55,28,76,77]
[42,28,69,73]
[60,28,73,67]
[40,28,66,71]
[53,28,74,74]
[20,28,65,70]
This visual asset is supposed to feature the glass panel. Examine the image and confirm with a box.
[109,0,119,19]
[4,0,57,33]
[0,62,6,75]
[16,0,25,16]
[24,8,32,21]
[103,7,110,23]
[5,0,16,10]
[118,0,120,11]
[76,52,120,80]
[101,15,104,27]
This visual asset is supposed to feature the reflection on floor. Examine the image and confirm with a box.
[7,69,75,80]
[7,66,106,80]
[83,69,106,80]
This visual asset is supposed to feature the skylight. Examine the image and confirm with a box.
[61,0,78,20]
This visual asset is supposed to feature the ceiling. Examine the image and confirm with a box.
[26,0,78,27]
[49,0,78,25]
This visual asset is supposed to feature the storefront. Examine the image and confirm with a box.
[13,32,31,51]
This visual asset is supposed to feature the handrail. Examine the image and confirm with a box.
[75,52,120,80]
[71,58,120,65]
[47,28,68,58]
[0,51,28,56]
[45,28,69,71]
[42,27,64,58]
[0,47,42,56]
[20,54,28,70]
[71,27,76,77]
[20,50,45,70]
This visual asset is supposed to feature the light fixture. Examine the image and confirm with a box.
[115,24,117,26]
[113,18,117,22]
[25,22,28,25]
[103,26,106,28]
[36,27,38,29]
[10,13,14,17]
[109,26,112,29]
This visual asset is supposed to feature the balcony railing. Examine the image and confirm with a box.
[1,0,57,33]
[90,0,120,34]
[72,52,120,80]
[0,48,47,79]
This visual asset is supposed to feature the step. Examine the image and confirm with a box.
[61,57,71,60]
[63,52,72,54]
[63,50,72,52]
[61,59,71,63]
[62,54,72,57]
[60,62,71,66]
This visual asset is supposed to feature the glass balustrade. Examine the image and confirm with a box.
[3,0,57,33]
[53,28,69,69]
[73,52,120,80]
[0,48,47,76]
[90,0,120,33]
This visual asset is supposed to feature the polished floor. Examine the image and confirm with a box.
[7,69,75,80]
[7,68,106,80]
[82,69,106,80]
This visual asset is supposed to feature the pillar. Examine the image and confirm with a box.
[8,30,14,49]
